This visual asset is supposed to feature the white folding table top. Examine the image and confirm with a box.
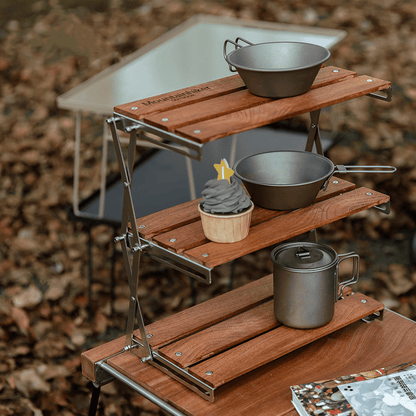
[58,15,347,223]
[57,14,347,115]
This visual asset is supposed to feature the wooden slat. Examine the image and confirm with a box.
[152,177,355,253]
[307,65,356,88]
[81,336,126,382]
[143,67,356,132]
[135,274,273,349]
[135,198,201,239]
[176,76,391,143]
[153,220,205,253]
[184,187,390,269]
[188,292,384,389]
[144,89,270,131]
[114,75,245,120]
[158,300,278,368]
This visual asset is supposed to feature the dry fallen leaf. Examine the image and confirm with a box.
[1,1,416,415]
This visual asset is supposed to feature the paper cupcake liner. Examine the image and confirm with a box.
[198,202,254,243]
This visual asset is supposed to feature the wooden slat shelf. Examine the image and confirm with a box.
[134,177,389,270]
[82,274,384,400]
[114,66,391,145]
[136,176,354,240]
[186,292,383,390]
[82,274,384,399]
[151,177,355,253]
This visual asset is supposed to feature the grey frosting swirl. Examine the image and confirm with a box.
[200,176,252,214]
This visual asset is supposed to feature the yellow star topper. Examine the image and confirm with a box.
[214,158,234,183]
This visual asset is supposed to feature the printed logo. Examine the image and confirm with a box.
[141,86,211,106]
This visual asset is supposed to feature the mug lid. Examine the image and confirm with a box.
[271,242,337,271]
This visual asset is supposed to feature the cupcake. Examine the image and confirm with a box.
[198,159,254,243]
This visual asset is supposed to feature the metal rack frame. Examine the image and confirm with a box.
[106,116,217,402]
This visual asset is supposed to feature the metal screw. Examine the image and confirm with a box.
[366,192,373,196]
[175,352,182,356]
[332,180,339,184]
[361,299,367,303]
[147,334,153,338]
[131,296,135,302]
[131,244,141,252]
[202,253,209,257]
[123,182,129,188]
[132,106,138,110]
[139,225,146,228]
[194,129,201,133]
[311,124,316,128]
[333,69,339,73]
[162,118,169,121]
[170,238,176,243]
[367,79,373,82]
[206,371,213,375]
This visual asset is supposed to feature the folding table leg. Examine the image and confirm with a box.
[88,383,101,416]
[87,227,93,320]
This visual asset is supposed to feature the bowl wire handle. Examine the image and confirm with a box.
[223,39,240,72]
[235,37,254,46]
[223,38,255,72]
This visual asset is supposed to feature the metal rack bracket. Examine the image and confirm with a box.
[113,113,204,160]
[106,114,214,400]
[108,117,153,358]
[140,239,212,284]
[362,309,384,323]
[374,200,391,215]
[367,86,392,102]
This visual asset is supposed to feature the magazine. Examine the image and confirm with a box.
[290,362,416,416]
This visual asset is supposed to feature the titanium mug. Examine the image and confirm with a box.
[271,242,360,329]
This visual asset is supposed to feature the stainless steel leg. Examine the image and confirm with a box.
[87,227,93,319]
[107,117,153,359]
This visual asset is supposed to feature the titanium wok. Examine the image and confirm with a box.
[233,150,396,210]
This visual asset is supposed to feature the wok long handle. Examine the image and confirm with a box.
[223,38,255,72]
[335,165,397,174]
[321,164,396,191]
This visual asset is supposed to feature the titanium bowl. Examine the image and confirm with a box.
[223,38,331,98]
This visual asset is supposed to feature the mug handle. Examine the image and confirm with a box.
[337,252,360,299]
